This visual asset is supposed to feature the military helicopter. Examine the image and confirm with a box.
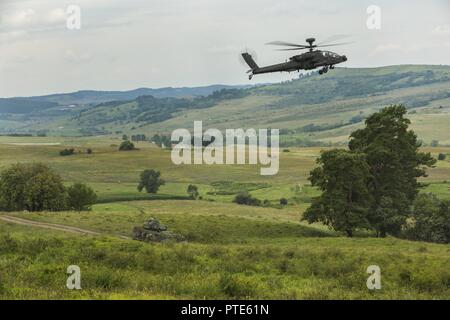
[242,37,348,80]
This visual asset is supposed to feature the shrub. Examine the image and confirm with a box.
[438,153,446,161]
[90,270,126,290]
[67,183,97,211]
[280,198,288,206]
[233,192,261,206]
[187,184,199,200]
[59,148,75,156]
[219,274,255,298]
[119,140,135,151]
[0,234,18,253]
[403,194,450,243]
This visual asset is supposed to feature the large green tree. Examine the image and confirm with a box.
[137,169,165,194]
[348,105,435,236]
[302,149,372,237]
[0,163,67,212]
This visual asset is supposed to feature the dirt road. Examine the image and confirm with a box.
[0,215,130,239]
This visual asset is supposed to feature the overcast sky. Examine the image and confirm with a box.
[0,0,449,97]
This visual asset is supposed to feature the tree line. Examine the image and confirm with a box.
[121,134,171,148]
[0,163,97,212]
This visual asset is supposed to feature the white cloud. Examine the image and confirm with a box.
[1,0,450,97]
[45,8,66,24]
[0,7,68,32]
[207,45,242,55]
[0,30,28,44]
[2,9,36,28]
[369,44,402,57]
[433,25,450,35]
[65,50,92,64]
[369,42,442,57]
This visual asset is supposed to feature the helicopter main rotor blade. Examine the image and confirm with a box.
[316,34,352,46]
[275,48,308,51]
[316,41,353,48]
[266,41,308,48]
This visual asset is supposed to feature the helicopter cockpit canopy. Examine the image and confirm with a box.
[321,50,341,58]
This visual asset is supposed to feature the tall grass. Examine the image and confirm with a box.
[0,221,449,299]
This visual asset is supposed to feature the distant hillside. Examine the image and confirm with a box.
[3,65,450,145]
[0,84,252,113]
[0,98,58,114]
[69,89,248,131]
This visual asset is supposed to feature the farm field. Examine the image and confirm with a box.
[1,136,449,204]
[0,136,449,299]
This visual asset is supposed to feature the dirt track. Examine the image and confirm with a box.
[0,215,130,239]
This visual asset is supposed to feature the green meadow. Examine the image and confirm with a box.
[0,136,449,299]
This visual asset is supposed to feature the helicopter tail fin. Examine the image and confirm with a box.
[241,52,259,70]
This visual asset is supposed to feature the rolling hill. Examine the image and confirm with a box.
[0,84,251,113]
[2,65,450,145]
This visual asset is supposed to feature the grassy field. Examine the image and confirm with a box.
[0,136,449,299]
[1,214,449,299]
[1,136,449,203]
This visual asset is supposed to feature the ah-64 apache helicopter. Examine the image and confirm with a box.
[242,37,349,80]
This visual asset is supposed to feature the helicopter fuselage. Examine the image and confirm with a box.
[242,50,347,79]
[255,50,346,74]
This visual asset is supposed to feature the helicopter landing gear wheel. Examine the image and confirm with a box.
[319,70,323,75]
[330,65,335,70]
[249,74,253,80]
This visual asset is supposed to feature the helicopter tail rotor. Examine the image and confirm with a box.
[239,50,259,80]
[241,52,259,70]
